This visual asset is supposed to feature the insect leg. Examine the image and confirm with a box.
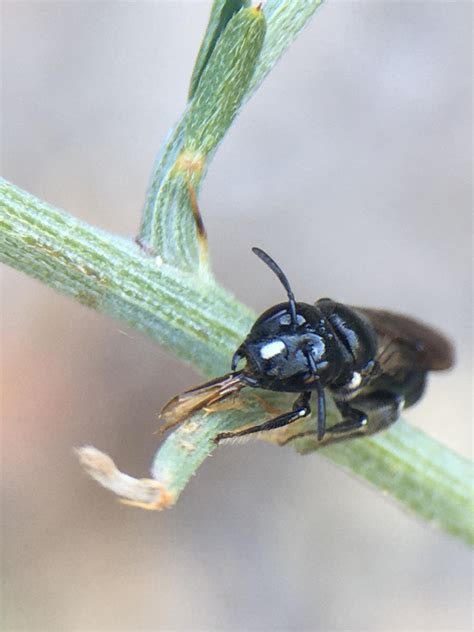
[214,391,312,444]
[279,401,367,446]
[348,391,404,435]
[315,380,326,441]
[324,402,368,437]
[280,391,404,447]
[371,370,426,409]
[303,349,326,440]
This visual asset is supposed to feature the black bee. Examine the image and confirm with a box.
[160,248,454,446]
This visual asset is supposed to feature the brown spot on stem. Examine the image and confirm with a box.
[76,291,99,309]
[186,180,207,244]
[174,150,205,177]
[179,440,196,453]
[180,420,201,435]
[135,236,156,257]
[119,481,176,511]
[77,262,103,282]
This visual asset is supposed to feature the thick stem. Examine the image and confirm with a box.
[2,178,472,546]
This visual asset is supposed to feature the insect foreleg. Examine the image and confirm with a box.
[214,391,312,444]
[315,380,326,441]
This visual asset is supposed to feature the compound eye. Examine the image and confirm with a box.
[259,339,286,360]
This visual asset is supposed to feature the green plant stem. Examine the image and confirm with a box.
[139,5,266,266]
[1,178,472,545]
[248,0,326,94]
[138,0,325,265]
[188,0,250,100]
[0,179,253,376]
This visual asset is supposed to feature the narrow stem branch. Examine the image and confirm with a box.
[138,0,325,266]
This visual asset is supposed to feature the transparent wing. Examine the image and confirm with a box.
[159,371,247,433]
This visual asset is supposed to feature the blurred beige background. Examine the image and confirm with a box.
[2,1,472,630]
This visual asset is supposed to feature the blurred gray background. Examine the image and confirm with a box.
[2,1,472,630]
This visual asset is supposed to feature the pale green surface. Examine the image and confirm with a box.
[321,422,473,545]
[185,7,266,155]
[1,179,472,545]
[0,180,253,377]
[139,0,325,264]
[247,0,326,94]
[139,6,266,265]
[188,0,250,100]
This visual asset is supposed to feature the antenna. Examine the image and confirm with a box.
[252,247,297,327]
